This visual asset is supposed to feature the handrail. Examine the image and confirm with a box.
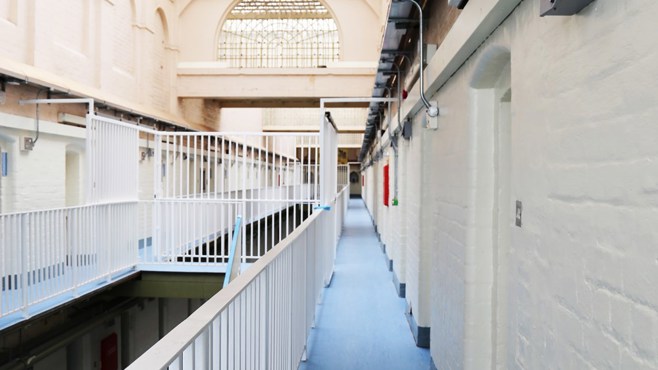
[0,200,139,217]
[126,187,349,370]
[0,202,141,322]
[126,208,326,369]
[222,215,243,288]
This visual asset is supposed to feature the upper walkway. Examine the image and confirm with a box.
[300,198,430,370]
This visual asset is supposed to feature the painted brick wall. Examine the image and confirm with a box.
[421,0,658,368]
[403,116,423,324]
[504,1,658,368]
[366,0,658,368]
[424,66,473,369]
[35,0,95,87]
[0,121,85,213]
[0,1,178,118]
[0,0,27,62]
[389,135,409,284]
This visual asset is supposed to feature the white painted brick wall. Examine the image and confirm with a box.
[403,116,423,324]
[112,1,136,76]
[0,125,85,213]
[377,158,385,239]
[384,147,400,269]
[104,0,140,103]
[394,136,409,282]
[0,1,178,118]
[366,0,658,368]
[35,0,95,87]
[422,0,658,368]
[0,0,28,62]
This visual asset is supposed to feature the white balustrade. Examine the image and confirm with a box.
[86,116,140,203]
[0,109,344,361]
[338,164,349,189]
[126,186,349,370]
[0,202,139,319]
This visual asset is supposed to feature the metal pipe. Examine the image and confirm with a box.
[31,89,50,147]
[404,0,438,117]
[394,64,403,131]
[382,87,393,136]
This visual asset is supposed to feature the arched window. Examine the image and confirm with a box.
[218,0,340,68]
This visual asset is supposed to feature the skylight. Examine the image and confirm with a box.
[218,0,340,68]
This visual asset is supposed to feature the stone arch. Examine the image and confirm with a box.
[155,7,171,46]
[150,7,172,111]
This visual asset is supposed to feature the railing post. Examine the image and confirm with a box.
[68,209,77,298]
[152,133,162,264]
[264,266,270,370]
[20,214,29,318]
[85,113,94,203]
[154,133,162,200]
[105,205,112,283]
[241,201,246,266]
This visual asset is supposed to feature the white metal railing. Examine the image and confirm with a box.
[126,185,349,370]
[0,202,138,319]
[338,164,348,189]
[145,201,244,267]
[149,131,322,267]
[0,112,336,327]
[320,115,338,285]
[86,116,139,203]
[154,132,319,200]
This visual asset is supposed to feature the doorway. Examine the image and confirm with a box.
[467,46,512,369]
[66,149,82,207]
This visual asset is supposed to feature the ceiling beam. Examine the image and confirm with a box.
[206,99,370,108]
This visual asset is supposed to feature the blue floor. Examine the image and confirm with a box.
[300,198,431,370]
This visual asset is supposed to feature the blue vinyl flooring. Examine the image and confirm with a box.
[299,198,430,370]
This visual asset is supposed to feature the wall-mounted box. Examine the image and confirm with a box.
[402,118,412,140]
[20,137,34,151]
[540,0,595,16]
